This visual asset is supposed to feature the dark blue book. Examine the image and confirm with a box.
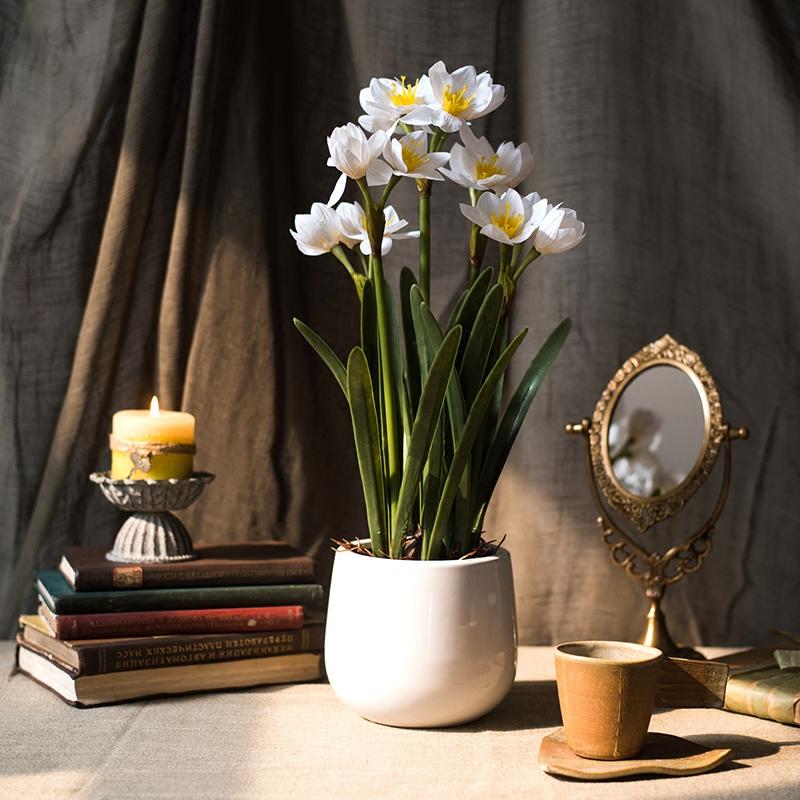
[36,570,324,615]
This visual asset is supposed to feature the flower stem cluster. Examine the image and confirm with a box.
[290,60,586,561]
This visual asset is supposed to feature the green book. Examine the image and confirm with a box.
[37,570,324,615]
[719,647,800,726]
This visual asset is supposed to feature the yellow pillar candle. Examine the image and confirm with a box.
[110,396,196,480]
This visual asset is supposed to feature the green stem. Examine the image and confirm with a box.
[417,179,432,304]
[357,177,401,543]
[429,128,448,153]
[379,174,402,208]
[370,251,402,540]
[467,188,486,286]
[468,225,488,286]
[331,245,364,299]
[499,243,510,275]
[512,247,541,282]
[331,244,356,278]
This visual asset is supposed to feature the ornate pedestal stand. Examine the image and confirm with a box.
[90,472,215,563]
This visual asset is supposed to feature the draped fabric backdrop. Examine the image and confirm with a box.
[1,0,798,642]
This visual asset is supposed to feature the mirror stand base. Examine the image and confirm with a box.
[639,595,703,660]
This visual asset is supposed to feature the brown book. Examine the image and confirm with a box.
[715,647,800,726]
[15,640,322,707]
[60,541,316,590]
[20,614,324,675]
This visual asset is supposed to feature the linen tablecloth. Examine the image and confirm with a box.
[2,643,799,799]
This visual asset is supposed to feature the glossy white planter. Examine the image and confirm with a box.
[324,541,517,728]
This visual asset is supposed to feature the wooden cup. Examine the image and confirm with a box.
[555,640,663,760]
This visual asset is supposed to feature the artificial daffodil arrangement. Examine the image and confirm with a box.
[291,61,585,560]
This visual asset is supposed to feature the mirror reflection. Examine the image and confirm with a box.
[608,365,706,498]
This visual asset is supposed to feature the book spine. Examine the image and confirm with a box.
[69,560,316,590]
[53,606,304,640]
[77,626,325,675]
[47,583,325,614]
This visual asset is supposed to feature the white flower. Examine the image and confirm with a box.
[439,124,533,192]
[402,60,505,133]
[326,123,393,205]
[610,410,677,496]
[382,130,450,180]
[290,203,355,256]
[358,75,432,133]
[336,202,419,256]
[533,206,586,254]
[613,455,660,497]
[459,189,548,246]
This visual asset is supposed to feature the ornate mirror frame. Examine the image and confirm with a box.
[567,334,748,657]
[589,334,725,532]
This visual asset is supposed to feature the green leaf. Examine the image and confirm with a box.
[400,267,421,415]
[409,285,432,379]
[417,301,470,546]
[420,417,444,536]
[447,266,493,333]
[293,318,347,396]
[392,326,462,557]
[425,327,529,559]
[458,284,503,408]
[346,347,387,557]
[474,318,573,530]
[469,316,508,529]
[411,291,469,547]
[412,293,466,442]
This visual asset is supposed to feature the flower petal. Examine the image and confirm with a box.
[480,223,514,246]
[327,172,348,207]
[459,203,487,226]
[366,158,392,186]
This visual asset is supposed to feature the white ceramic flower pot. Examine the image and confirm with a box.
[324,541,517,728]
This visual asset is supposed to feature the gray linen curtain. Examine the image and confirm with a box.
[1,0,798,643]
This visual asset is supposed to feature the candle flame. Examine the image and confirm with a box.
[150,395,160,417]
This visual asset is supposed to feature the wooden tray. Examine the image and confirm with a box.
[539,728,732,780]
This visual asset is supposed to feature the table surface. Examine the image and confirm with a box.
[2,643,799,799]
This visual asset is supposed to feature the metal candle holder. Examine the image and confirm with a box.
[90,472,215,563]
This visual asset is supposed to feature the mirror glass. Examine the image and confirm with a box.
[607,365,706,498]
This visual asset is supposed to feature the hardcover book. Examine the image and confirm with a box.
[19,614,324,674]
[38,602,304,640]
[718,647,800,726]
[60,541,316,590]
[16,642,322,707]
[37,570,324,615]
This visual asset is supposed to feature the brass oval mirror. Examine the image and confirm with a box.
[590,338,727,532]
[567,334,748,656]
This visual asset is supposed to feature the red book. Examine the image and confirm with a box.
[39,603,304,640]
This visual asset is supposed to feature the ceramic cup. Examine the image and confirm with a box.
[555,640,663,760]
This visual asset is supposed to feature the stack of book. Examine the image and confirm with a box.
[15,541,325,707]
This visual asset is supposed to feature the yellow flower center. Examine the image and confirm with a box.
[475,154,505,181]
[489,201,524,238]
[390,76,420,106]
[442,83,475,116]
[401,140,427,173]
